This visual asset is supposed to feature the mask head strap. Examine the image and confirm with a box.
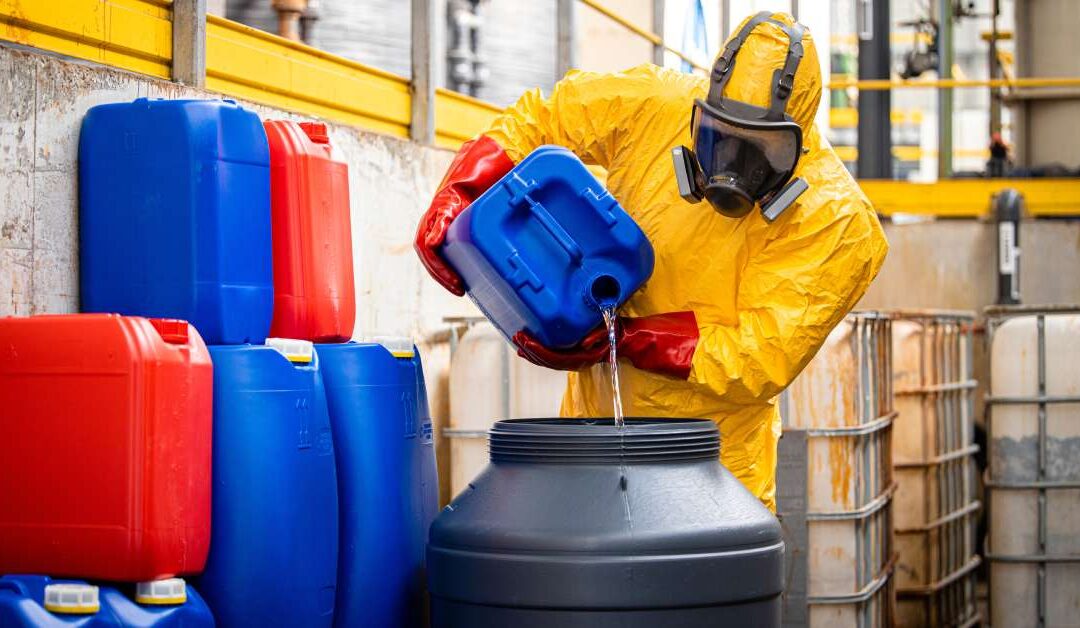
[707,13,807,120]
[708,11,771,102]
[769,21,805,116]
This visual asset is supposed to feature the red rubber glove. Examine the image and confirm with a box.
[414,135,515,296]
[513,311,700,380]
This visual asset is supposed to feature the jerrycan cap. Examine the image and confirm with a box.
[300,122,330,144]
[149,318,189,344]
[44,583,100,615]
[266,338,315,363]
[135,578,187,606]
[366,336,415,359]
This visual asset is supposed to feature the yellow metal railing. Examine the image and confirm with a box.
[433,87,503,149]
[205,15,412,138]
[860,179,1080,218]
[0,0,172,78]
[205,16,501,146]
[830,107,925,129]
[827,77,1080,91]
[834,146,990,163]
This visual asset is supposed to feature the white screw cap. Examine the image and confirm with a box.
[44,583,100,615]
[367,336,415,358]
[136,577,188,606]
[266,337,314,363]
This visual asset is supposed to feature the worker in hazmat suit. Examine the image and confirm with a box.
[415,11,888,510]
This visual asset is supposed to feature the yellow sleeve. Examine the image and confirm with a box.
[483,64,682,169]
[688,180,889,407]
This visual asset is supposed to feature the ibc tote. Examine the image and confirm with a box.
[889,311,980,628]
[780,312,896,628]
[985,305,1080,628]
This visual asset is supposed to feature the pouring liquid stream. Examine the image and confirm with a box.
[601,306,625,429]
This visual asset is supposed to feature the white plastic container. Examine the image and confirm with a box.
[446,321,566,497]
[986,306,1080,628]
[781,312,896,628]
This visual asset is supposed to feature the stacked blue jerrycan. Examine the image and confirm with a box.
[316,340,439,628]
[0,575,213,627]
[441,145,654,348]
[79,97,273,345]
[198,339,338,627]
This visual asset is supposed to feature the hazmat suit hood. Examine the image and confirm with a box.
[721,12,821,137]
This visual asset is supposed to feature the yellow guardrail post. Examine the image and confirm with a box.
[172,0,207,87]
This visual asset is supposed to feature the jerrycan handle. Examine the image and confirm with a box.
[149,318,190,344]
[505,175,583,265]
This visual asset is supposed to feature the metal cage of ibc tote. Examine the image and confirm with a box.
[984,305,1080,628]
[889,310,980,628]
[780,312,897,628]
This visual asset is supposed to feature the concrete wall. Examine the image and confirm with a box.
[859,219,1080,311]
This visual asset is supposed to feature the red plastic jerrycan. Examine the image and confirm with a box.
[265,120,356,342]
[0,314,213,582]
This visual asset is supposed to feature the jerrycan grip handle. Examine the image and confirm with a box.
[526,197,584,265]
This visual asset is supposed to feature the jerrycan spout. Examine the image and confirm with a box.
[586,274,622,311]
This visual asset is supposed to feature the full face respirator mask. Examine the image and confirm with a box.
[672,12,810,221]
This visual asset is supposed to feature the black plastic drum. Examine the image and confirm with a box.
[427,418,784,628]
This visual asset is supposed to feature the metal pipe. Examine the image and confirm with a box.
[989,0,1002,136]
[856,0,891,179]
[993,189,1022,305]
[938,0,954,179]
[827,77,1080,90]
[271,0,307,42]
[447,0,486,97]
[299,0,319,45]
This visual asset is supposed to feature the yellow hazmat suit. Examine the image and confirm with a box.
[480,13,887,510]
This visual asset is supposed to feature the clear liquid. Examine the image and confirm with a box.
[602,306,625,429]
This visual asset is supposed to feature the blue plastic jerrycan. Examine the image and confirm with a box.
[315,340,439,628]
[79,98,273,345]
[198,339,338,628]
[441,145,654,348]
[0,575,214,627]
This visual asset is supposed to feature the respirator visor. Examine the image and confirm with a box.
[691,99,801,202]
